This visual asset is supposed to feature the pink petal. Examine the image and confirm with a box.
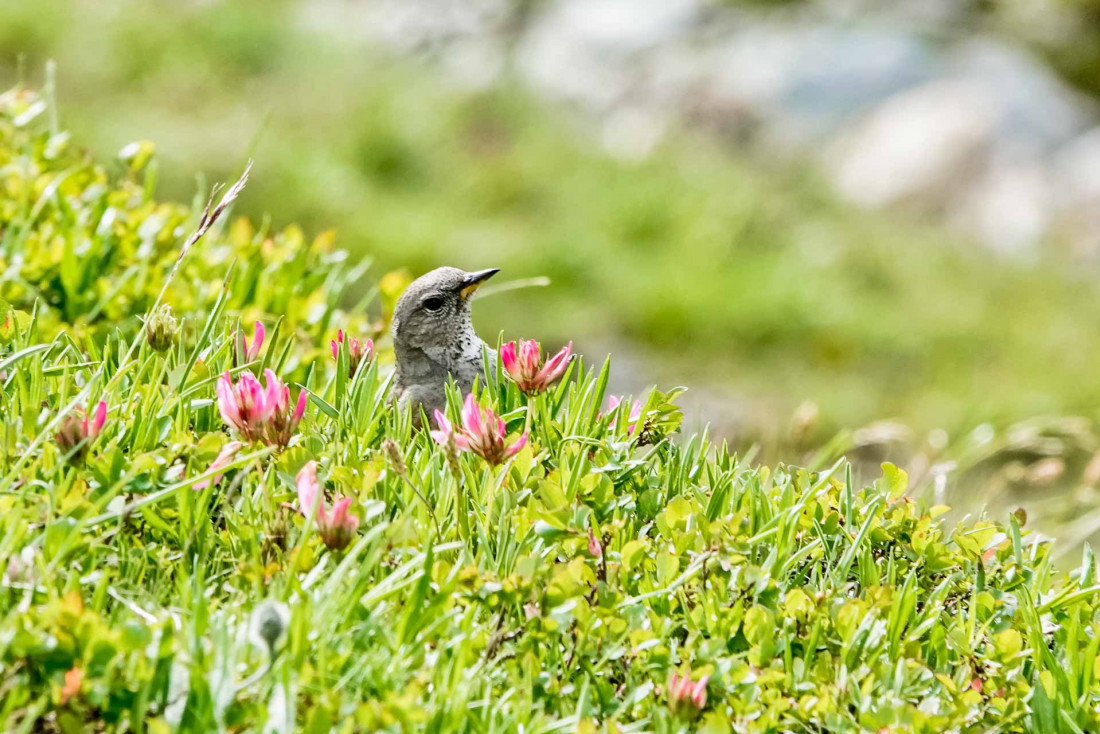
[235,370,255,397]
[296,461,320,518]
[587,527,602,557]
[235,370,254,392]
[89,401,107,437]
[607,396,643,433]
[691,676,708,708]
[330,338,339,361]
[250,321,265,360]
[552,341,573,367]
[216,373,242,427]
[278,385,291,415]
[504,431,528,459]
[453,435,471,451]
[500,342,518,375]
[667,675,681,699]
[519,340,540,372]
[430,410,453,446]
[363,339,375,361]
[293,389,308,421]
[262,369,285,416]
[535,341,572,385]
[195,440,243,490]
[244,375,267,419]
[676,675,693,699]
[461,394,483,436]
[262,368,280,397]
[329,497,359,532]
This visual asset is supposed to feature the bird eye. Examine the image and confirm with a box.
[421,296,444,312]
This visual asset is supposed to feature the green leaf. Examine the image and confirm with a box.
[621,540,648,573]
[994,629,1023,659]
[880,462,908,499]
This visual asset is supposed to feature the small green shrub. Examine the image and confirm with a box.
[1,88,1099,733]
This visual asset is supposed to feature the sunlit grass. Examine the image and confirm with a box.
[1,87,1099,733]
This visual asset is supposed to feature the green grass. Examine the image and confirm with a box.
[3,88,1100,733]
[5,0,1100,442]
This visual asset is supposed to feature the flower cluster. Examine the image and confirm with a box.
[667,672,708,713]
[145,304,178,352]
[330,330,374,377]
[55,401,107,461]
[431,394,528,466]
[215,369,307,446]
[500,339,572,394]
[295,461,359,550]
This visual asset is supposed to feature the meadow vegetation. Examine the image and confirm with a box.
[2,88,1100,733]
[5,0,1100,442]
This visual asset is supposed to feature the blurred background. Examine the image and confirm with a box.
[3,0,1100,553]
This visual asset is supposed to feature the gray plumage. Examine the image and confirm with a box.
[391,266,499,424]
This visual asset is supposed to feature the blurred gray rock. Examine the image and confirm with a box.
[700,24,938,148]
[948,38,1092,156]
[824,79,996,209]
[517,0,701,112]
[306,0,1100,253]
[1057,127,1100,204]
[1053,128,1100,254]
[952,159,1053,256]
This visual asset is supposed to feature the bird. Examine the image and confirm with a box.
[391,266,499,425]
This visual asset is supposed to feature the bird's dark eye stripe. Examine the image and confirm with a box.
[421,296,444,312]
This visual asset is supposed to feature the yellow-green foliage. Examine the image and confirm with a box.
[2,89,1099,733]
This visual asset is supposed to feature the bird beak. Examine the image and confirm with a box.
[459,268,500,299]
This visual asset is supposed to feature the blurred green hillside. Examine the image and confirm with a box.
[4,0,1100,444]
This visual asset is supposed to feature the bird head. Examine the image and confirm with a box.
[391,267,499,352]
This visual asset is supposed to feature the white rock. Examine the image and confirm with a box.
[442,38,507,90]
[951,159,1052,255]
[601,106,667,160]
[531,0,699,53]
[517,0,700,110]
[824,79,996,208]
[702,24,937,149]
[1055,127,1100,204]
[948,37,1093,156]
[1052,128,1100,251]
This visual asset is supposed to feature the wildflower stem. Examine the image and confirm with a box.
[524,393,536,433]
[456,475,471,546]
[384,438,442,536]
[399,474,442,538]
